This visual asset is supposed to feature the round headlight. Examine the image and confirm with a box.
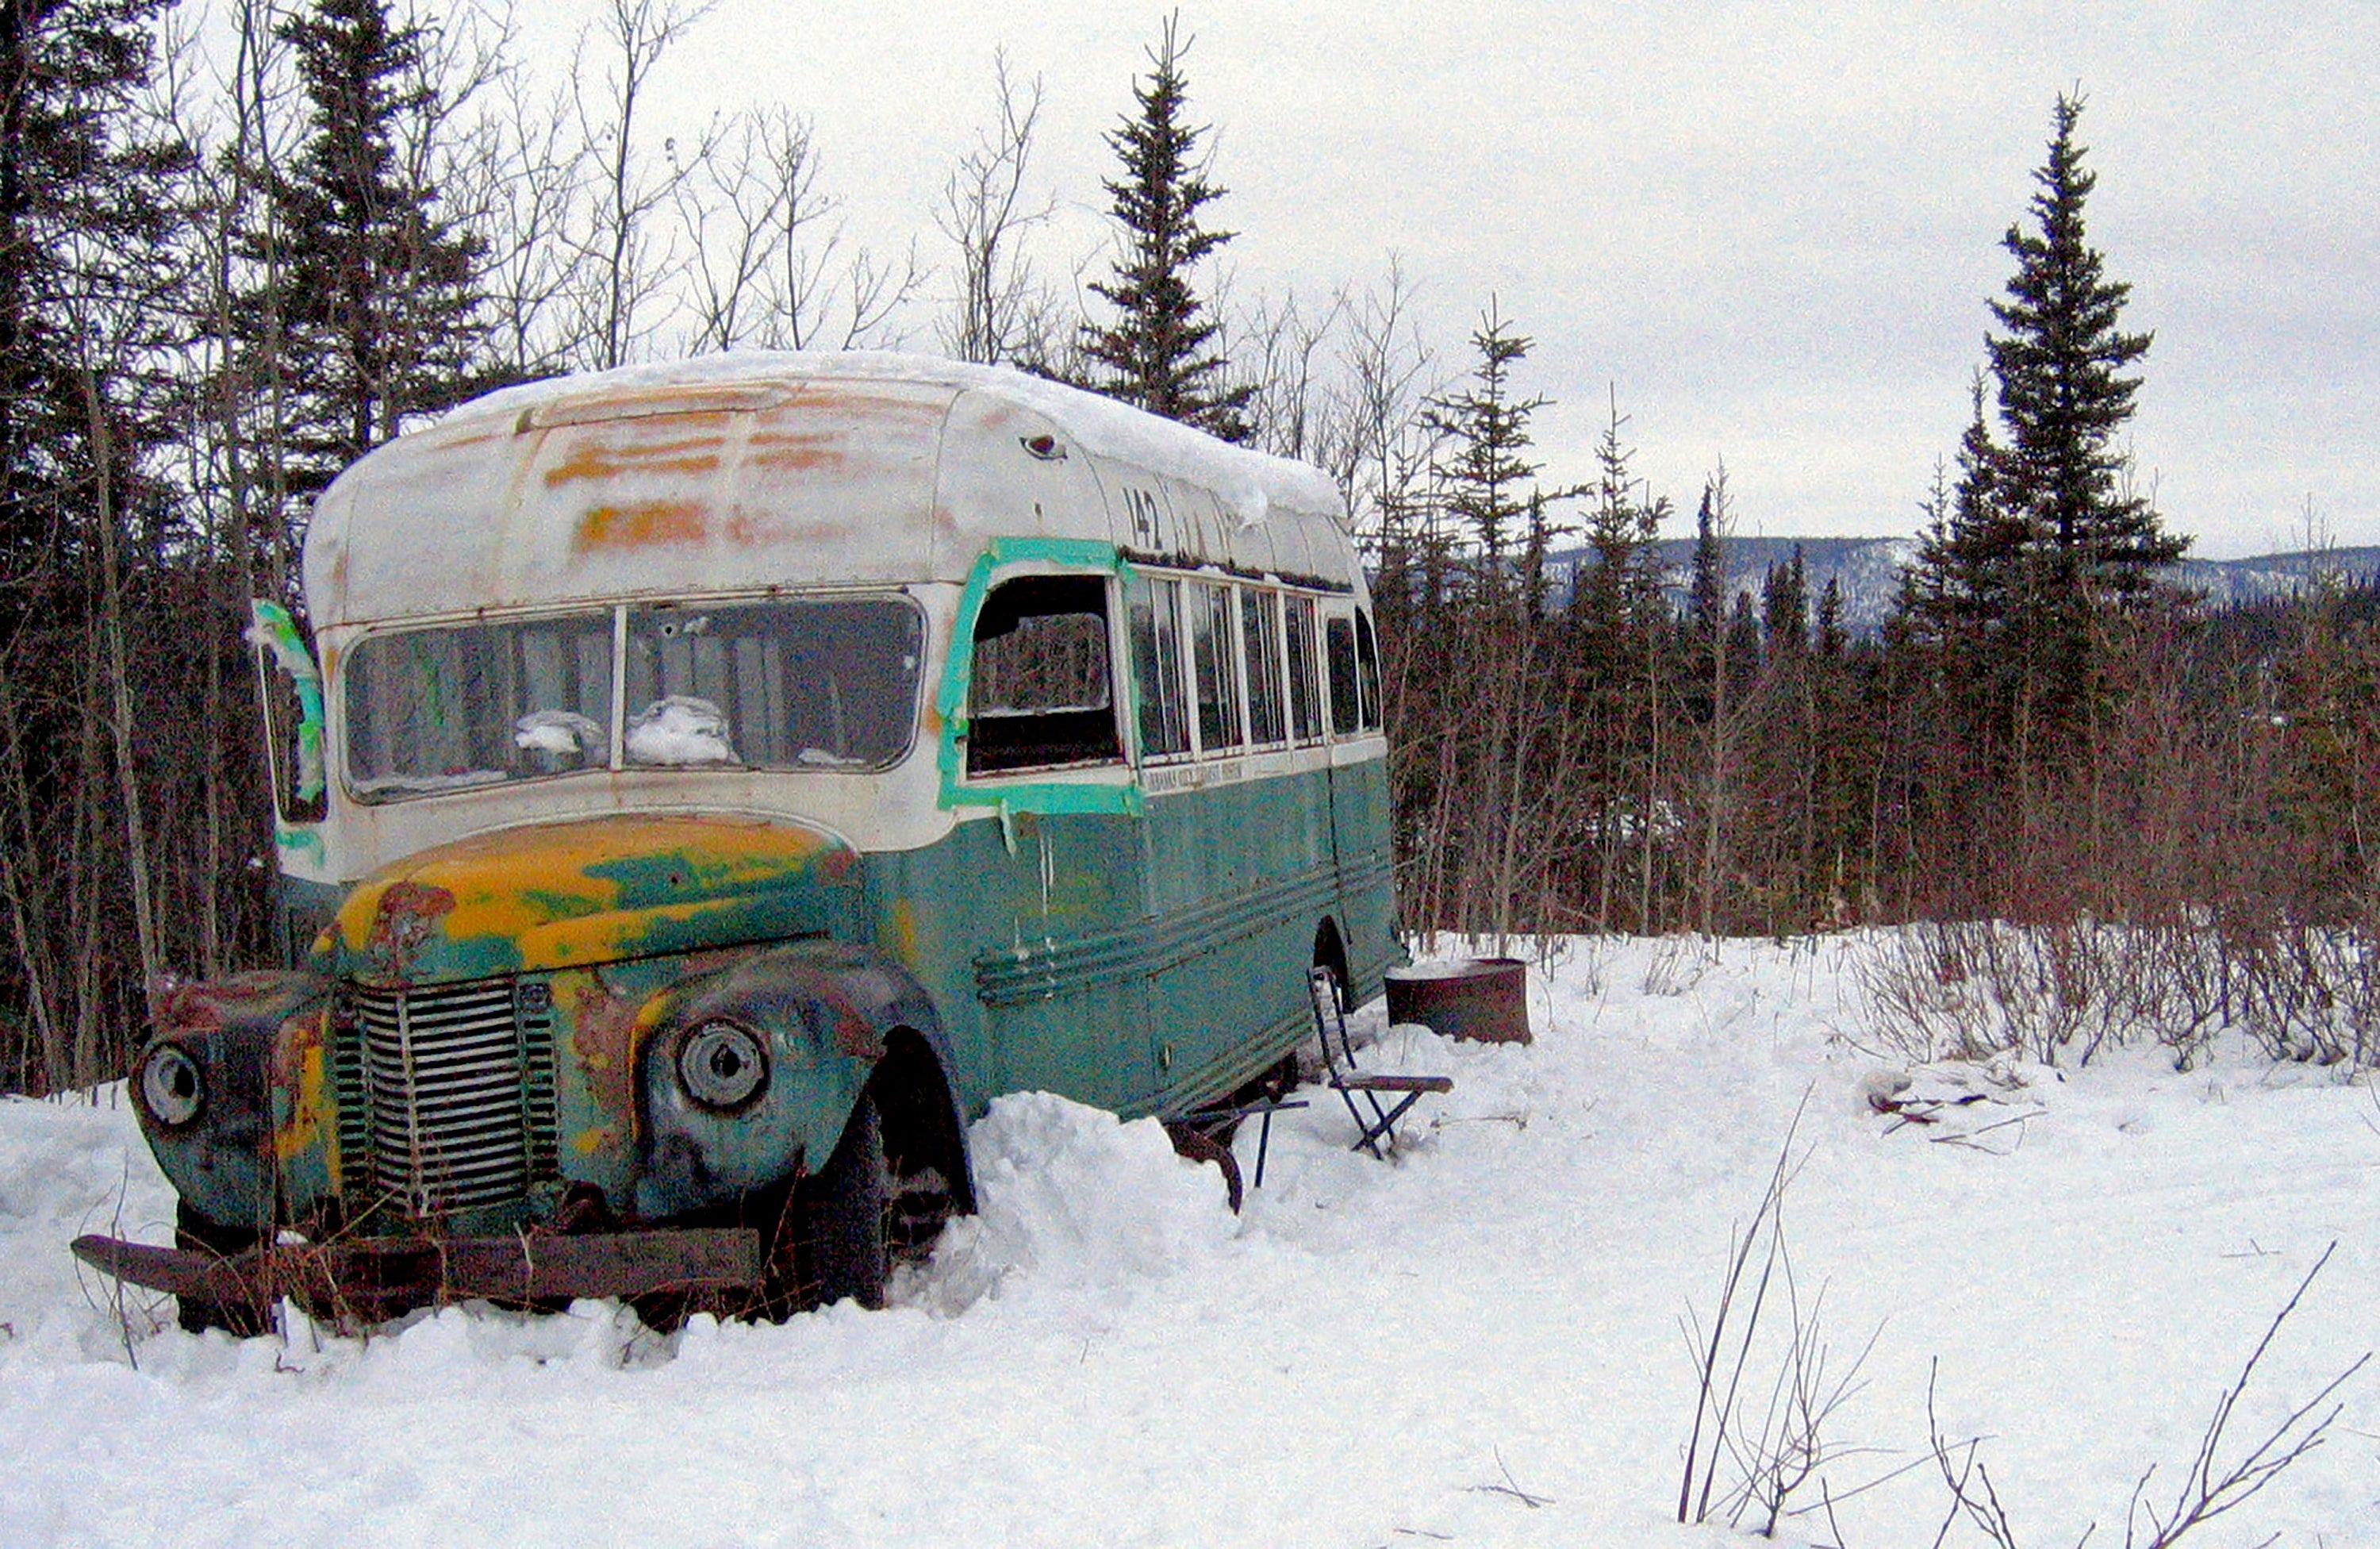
[139,1043,205,1128]
[678,1020,768,1111]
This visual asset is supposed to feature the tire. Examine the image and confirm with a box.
[173,1201,267,1337]
[798,1092,891,1311]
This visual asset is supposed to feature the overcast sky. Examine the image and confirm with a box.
[516,2,2378,559]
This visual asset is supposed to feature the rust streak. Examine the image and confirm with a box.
[574,501,710,552]
[154,971,306,1032]
[566,975,640,1143]
[744,444,848,475]
[366,881,457,976]
[271,1006,326,1088]
[831,1001,885,1060]
[543,434,726,489]
[272,1008,329,1161]
[720,511,854,547]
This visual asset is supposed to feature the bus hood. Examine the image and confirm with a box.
[322,813,863,986]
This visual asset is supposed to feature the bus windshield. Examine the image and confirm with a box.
[345,597,923,798]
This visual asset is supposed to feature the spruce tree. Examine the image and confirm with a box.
[1687,484,1725,652]
[1903,94,2182,754]
[1987,94,2181,595]
[0,0,200,1089]
[1682,482,1725,724]
[0,0,190,587]
[1815,577,1848,658]
[1761,546,1808,655]
[1726,591,1764,688]
[1080,16,1251,440]
[1570,398,1668,652]
[1565,398,1673,930]
[1422,303,1549,598]
[245,0,490,502]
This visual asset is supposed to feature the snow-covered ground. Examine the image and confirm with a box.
[2,936,2374,1547]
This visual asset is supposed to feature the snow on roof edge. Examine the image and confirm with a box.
[451,350,1346,529]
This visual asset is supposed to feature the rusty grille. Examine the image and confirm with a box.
[346,979,534,1216]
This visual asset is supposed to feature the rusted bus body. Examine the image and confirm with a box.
[79,353,1398,1324]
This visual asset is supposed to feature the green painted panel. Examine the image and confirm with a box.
[1143,768,1340,1113]
[1330,758,1401,999]
[869,805,1149,1115]
[864,759,1396,1124]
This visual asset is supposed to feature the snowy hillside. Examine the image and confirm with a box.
[2,936,2373,1547]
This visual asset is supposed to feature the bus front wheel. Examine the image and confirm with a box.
[798,1091,891,1310]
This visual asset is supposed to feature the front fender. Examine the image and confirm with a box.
[136,972,332,1231]
[632,941,951,1218]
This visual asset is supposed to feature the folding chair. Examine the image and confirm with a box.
[1310,967,1452,1157]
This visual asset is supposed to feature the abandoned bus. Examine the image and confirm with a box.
[75,352,1397,1327]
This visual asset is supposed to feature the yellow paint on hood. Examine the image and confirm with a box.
[331,813,854,978]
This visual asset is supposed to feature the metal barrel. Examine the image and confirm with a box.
[1383,957,1531,1044]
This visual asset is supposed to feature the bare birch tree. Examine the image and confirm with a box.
[936,52,1050,365]
[570,0,717,369]
[679,105,921,355]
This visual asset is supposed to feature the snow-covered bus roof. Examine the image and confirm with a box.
[303,352,1357,629]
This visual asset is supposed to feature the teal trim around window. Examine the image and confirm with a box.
[939,538,1144,817]
[250,598,327,801]
[251,598,330,867]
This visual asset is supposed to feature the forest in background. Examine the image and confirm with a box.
[3,0,2375,1095]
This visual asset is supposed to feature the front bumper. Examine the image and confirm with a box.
[71,1226,762,1323]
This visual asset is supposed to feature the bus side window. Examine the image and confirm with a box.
[1325,615,1360,738]
[966,575,1121,774]
[1242,589,1286,746]
[1189,581,1245,754]
[1286,595,1322,744]
[1127,573,1189,759]
[1355,608,1383,732]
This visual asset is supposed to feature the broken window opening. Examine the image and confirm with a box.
[966,575,1123,774]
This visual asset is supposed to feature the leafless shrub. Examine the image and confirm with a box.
[2125,923,2232,1070]
[1678,1092,1882,1537]
[2221,920,2380,1069]
[1531,933,1597,995]
[1642,934,1717,998]
[80,1160,167,1366]
[1853,919,2291,1071]
[1852,921,2079,1064]
[2120,1243,2367,1547]
[1729,1264,1882,1537]
[1925,1361,2025,1548]
[1921,1243,2366,1549]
